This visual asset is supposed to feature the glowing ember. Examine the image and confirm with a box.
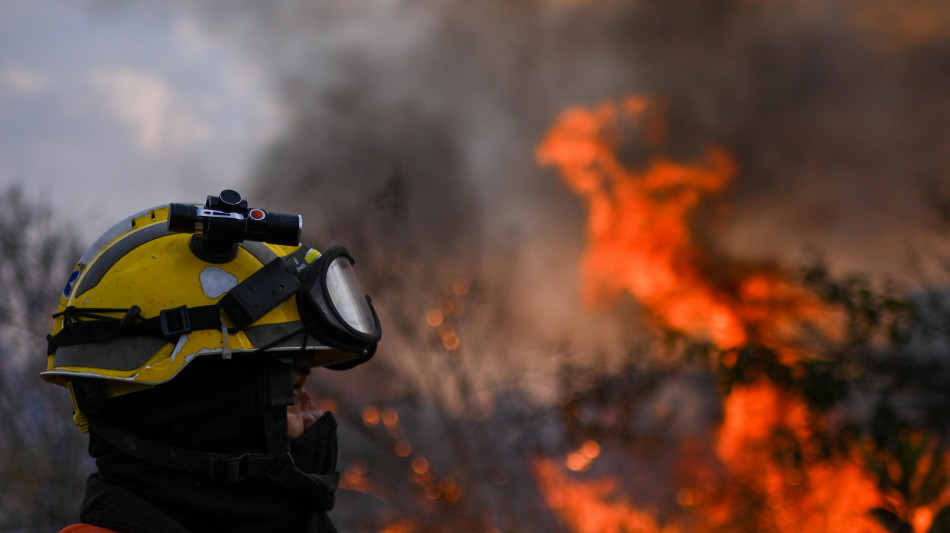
[362,405,381,426]
[566,440,602,472]
[340,458,372,493]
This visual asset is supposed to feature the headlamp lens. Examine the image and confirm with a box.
[323,256,377,335]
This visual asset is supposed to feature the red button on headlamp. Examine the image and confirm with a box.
[249,208,266,221]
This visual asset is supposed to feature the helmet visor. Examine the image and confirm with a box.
[298,246,381,355]
[324,257,376,335]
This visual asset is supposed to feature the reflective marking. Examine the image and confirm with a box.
[169,335,189,362]
[63,269,81,298]
[221,323,232,359]
[199,267,238,298]
[76,224,172,297]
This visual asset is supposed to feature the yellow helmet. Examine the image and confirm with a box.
[43,191,380,428]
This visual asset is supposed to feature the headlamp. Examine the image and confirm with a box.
[46,190,381,375]
[168,189,302,263]
[167,190,381,361]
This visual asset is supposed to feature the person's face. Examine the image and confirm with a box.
[287,355,321,438]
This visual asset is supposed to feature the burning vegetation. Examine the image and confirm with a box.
[273,92,950,533]
[534,96,950,533]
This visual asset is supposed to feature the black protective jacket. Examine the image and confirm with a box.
[76,356,339,533]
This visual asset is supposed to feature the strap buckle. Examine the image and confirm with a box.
[159,305,191,339]
[211,454,250,484]
[210,453,293,484]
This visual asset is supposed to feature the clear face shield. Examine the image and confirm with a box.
[165,191,382,364]
[215,244,381,369]
[296,246,381,357]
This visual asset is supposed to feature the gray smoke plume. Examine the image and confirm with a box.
[162,0,950,400]
[183,0,950,285]
[95,3,950,529]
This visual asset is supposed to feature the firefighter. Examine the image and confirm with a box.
[43,191,381,533]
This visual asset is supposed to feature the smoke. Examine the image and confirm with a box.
[181,0,950,275]
[632,0,950,278]
[70,3,950,528]
[173,0,950,367]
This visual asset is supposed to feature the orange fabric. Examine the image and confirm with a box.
[59,525,123,533]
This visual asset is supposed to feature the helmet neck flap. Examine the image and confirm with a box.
[77,355,340,533]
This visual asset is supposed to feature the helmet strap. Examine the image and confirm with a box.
[263,353,294,453]
[86,414,339,511]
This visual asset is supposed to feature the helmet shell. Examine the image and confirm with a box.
[43,205,355,387]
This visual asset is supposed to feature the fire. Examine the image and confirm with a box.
[715,382,884,532]
[533,458,681,533]
[566,439,602,472]
[536,96,827,350]
[536,96,899,532]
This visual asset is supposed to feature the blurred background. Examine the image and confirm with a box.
[2,0,950,531]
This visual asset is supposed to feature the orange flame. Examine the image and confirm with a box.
[533,458,681,533]
[536,95,898,532]
[715,381,884,532]
[536,96,837,355]
[537,95,843,362]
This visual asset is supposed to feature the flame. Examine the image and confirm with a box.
[536,96,827,350]
[534,458,681,533]
[714,381,885,532]
[536,95,898,532]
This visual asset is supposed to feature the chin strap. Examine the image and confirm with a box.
[48,249,309,355]
[48,304,224,355]
[86,415,339,512]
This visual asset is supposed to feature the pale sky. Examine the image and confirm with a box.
[0,0,281,242]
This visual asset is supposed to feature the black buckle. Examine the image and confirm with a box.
[210,453,292,484]
[159,305,191,339]
[211,454,251,484]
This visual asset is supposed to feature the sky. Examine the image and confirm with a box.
[0,0,280,241]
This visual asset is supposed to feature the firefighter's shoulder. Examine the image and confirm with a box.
[59,525,123,533]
